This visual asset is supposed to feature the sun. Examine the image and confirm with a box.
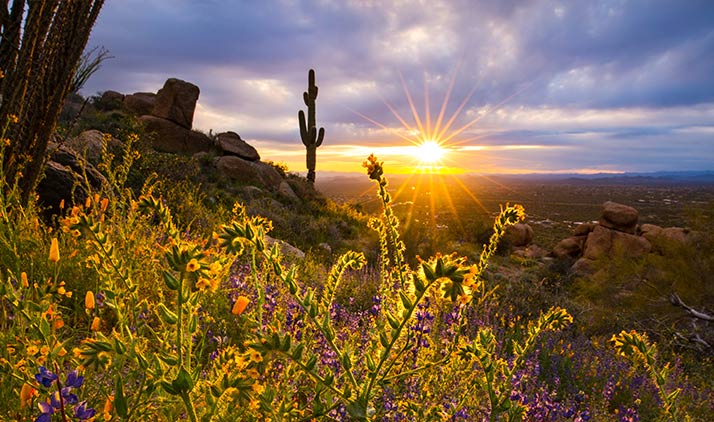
[413,140,446,165]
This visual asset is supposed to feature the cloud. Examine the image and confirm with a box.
[82,0,714,173]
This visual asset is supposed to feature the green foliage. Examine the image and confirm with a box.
[298,68,325,183]
[612,330,691,421]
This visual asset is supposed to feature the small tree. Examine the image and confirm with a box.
[298,68,325,184]
[0,0,104,204]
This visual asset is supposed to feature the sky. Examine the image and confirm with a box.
[82,0,714,175]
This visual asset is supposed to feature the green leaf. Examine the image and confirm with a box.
[115,375,129,418]
[293,344,304,360]
[157,303,178,325]
[399,291,412,309]
[162,271,180,290]
[386,312,400,330]
[379,332,390,348]
[161,380,178,396]
[172,367,194,393]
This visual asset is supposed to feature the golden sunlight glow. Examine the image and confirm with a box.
[412,140,445,164]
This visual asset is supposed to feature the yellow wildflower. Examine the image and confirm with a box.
[49,238,60,263]
[103,396,113,420]
[21,272,28,288]
[208,277,220,291]
[53,316,64,329]
[40,345,50,356]
[91,316,101,331]
[27,345,39,356]
[232,296,250,316]
[20,383,36,408]
[249,349,263,363]
[186,258,200,273]
[195,278,209,291]
[457,293,472,305]
[85,291,96,310]
[209,261,222,275]
[9,114,19,124]
[252,383,265,394]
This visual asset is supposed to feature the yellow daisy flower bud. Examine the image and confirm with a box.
[49,238,60,263]
[85,291,95,310]
[231,296,250,316]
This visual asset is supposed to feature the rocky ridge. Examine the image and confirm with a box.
[42,78,301,216]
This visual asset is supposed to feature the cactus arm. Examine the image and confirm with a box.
[316,127,325,147]
[299,110,309,146]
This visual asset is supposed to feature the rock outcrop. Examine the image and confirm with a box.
[214,156,283,189]
[65,130,123,165]
[152,78,199,129]
[140,115,214,155]
[49,78,306,212]
[216,131,260,161]
[599,201,639,234]
[123,92,155,116]
[552,201,689,274]
[506,223,534,247]
[37,142,107,217]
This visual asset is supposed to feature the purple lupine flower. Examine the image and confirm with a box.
[65,370,84,388]
[36,400,54,422]
[73,400,96,420]
[34,366,58,388]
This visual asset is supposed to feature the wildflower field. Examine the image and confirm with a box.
[1,117,713,421]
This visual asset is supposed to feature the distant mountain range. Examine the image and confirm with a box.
[315,170,714,187]
[491,171,714,184]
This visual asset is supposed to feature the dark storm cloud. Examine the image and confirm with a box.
[82,0,714,172]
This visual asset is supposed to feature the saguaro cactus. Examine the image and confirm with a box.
[298,69,325,184]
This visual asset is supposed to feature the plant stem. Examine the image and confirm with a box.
[180,391,198,422]
[251,248,264,334]
[177,271,184,368]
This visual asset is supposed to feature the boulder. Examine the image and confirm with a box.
[640,223,664,242]
[123,92,156,116]
[265,235,305,259]
[611,230,651,257]
[278,181,299,201]
[573,222,597,236]
[140,115,214,154]
[215,156,283,189]
[65,130,123,165]
[37,162,81,216]
[49,144,107,190]
[152,78,199,129]
[505,223,533,247]
[661,227,688,243]
[553,236,584,259]
[583,225,651,260]
[582,225,613,260]
[571,257,596,275]
[599,201,638,234]
[512,245,548,259]
[217,132,260,161]
[99,90,125,110]
[37,145,107,217]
